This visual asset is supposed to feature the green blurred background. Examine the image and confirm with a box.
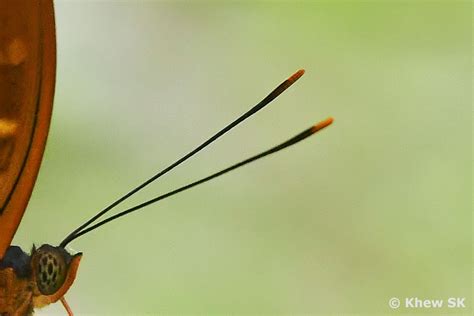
[14,1,471,315]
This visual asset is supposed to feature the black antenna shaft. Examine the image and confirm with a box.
[60,69,305,248]
[65,117,333,244]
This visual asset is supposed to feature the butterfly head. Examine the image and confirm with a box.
[30,244,82,307]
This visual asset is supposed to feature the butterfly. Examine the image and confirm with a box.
[0,1,333,315]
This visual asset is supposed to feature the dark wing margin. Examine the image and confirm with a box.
[0,0,56,259]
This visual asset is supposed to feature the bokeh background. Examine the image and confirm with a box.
[13,1,471,315]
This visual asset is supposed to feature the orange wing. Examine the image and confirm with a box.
[0,0,56,259]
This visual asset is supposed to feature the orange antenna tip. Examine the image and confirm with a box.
[311,117,334,133]
[288,69,305,83]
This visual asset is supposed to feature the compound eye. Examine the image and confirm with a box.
[35,251,67,295]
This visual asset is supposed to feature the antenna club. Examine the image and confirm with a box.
[288,69,305,83]
[311,117,334,133]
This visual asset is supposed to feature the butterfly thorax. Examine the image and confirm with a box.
[0,245,81,316]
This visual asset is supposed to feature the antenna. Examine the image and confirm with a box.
[60,69,331,248]
[62,118,333,245]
